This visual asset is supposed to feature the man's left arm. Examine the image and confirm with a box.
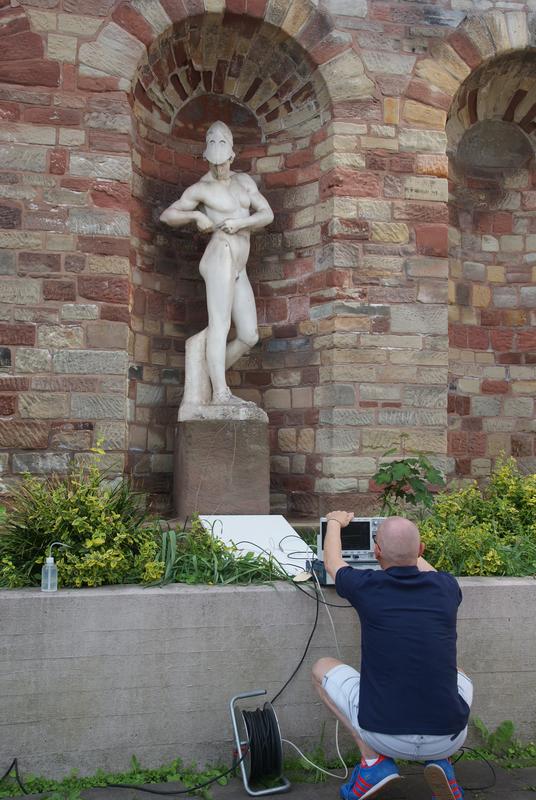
[323,510,353,582]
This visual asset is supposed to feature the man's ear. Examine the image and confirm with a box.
[419,542,425,557]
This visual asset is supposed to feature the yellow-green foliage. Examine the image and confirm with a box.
[0,459,160,588]
[419,459,536,576]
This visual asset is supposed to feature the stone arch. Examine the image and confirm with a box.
[76,1,375,512]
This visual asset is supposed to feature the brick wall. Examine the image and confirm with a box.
[0,0,533,513]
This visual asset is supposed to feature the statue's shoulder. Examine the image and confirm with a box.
[233,171,257,191]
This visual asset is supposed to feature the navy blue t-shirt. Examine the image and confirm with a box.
[335,565,470,735]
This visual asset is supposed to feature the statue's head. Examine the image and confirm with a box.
[203,121,235,166]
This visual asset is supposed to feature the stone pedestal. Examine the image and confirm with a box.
[174,415,270,517]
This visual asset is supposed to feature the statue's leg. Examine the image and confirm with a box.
[200,235,235,399]
[225,270,259,369]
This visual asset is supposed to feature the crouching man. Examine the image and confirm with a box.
[313,513,472,800]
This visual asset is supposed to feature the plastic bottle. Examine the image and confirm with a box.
[41,555,57,592]
[41,541,69,592]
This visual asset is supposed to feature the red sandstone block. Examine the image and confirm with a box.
[320,169,380,200]
[467,327,489,350]
[415,224,448,257]
[482,379,509,394]
[406,79,451,112]
[44,280,76,301]
[0,60,60,88]
[366,152,389,171]
[310,32,350,66]
[448,30,484,70]
[79,276,129,305]
[78,75,121,92]
[0,31,43,63]
[100,304,130,322]
[25,107,81,126]
[49,149,67,175]
[448,430,468,457]
[0,377,28,391]
[0,5,29,36]
[461,417,483,432]
[490,329,514,351]
[286,149,315,170]
[468,432,487,457]
[265,298,288,323]
[497,352,523,365]
[274,324,298,338]
[147,293,166,317]
[91,181,131,210]
[62,65,77,92]
[0,101,20,121]
[246,0,267,17]
[112,2,153,45]
[474,212,493,234]
[0,395,15,415]
[79,236,130,257]
[288,295,310,323]
[0,323,34,345]
[492,212,513,234]
[517,331,536,350]
[390,154,415,174]
[0,203,21,229]
[480,309,502,327]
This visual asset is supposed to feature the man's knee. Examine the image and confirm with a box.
[312,657,340,686]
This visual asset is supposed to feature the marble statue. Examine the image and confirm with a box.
[160,121,274,421]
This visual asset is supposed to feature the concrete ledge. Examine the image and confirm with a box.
[1,578,535,778]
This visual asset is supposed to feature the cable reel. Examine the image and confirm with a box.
[229,690,290,797]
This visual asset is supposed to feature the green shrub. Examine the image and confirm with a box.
[419,458,536,576]
[154,515,288,586]
[0,458,160,588]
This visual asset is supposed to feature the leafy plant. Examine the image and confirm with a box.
[153,515,289,586]
[419,458,536,576]
[0,754,230,800]
[470,718,536,767]
[0,456,160,589]
[373,437,445,514]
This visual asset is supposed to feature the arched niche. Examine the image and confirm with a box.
[127,12,333,512]
[447,50,536,481]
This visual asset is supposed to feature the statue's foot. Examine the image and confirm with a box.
[212,389,255,406]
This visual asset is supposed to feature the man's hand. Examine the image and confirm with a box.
[217,218,244,235]
[326,510,354,528]
[196,212,214,233]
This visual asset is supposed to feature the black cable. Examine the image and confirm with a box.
[271,583,319,705]
[243,705,282,780]
[107,751,248,795]
[0,758,29,795]
[456,746,497,791]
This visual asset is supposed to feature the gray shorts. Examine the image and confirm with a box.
[322,664,473,761]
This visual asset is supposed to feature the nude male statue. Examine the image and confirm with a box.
[160,121,274,409]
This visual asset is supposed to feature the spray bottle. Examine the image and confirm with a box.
[41,542,70,592]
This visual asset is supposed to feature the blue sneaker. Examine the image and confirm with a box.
[424,759,464,800]
[339,756,400,799]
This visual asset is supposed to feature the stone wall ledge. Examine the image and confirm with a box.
[1,578,534,778]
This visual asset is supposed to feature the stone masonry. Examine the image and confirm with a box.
[0,0,534,514]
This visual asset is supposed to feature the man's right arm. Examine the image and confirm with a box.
[160,185,212,231]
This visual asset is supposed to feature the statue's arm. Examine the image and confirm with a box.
[160,185,212,231]
[242,174,274,230]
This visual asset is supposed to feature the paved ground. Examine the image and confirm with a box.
[7,760,535,800]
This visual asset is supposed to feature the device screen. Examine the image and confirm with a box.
[322,520,371,550]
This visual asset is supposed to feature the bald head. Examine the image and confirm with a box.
[375,517,422,567]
